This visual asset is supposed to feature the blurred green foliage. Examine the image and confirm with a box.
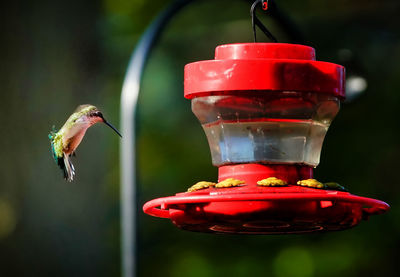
[0,0,399,276]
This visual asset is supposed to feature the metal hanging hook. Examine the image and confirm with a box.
[251,0,278,42]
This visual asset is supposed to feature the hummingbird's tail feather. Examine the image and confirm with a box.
[63,154,75,182]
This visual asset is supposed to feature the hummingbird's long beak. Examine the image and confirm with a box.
[103,119,122,138]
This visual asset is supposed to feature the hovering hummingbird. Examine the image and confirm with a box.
[49,104,121,182]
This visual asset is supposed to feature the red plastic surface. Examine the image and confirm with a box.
[143,185,389,234]
[184,43,345,99]
[215,43,316,60]
[143,163,390,233]
[219,164,313,186]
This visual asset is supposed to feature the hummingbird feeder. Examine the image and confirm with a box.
[143,42,389,234]
[141,1,389,234]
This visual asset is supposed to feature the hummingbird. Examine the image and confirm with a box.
[49,104,121,182]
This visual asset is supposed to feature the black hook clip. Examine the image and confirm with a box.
[251,0,278,42]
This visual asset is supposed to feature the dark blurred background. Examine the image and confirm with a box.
[0,0,399,276]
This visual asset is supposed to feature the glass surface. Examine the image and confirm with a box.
[192,92,340,166]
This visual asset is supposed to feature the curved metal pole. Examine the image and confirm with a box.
[120,1,194,277]
[120,1,303,277]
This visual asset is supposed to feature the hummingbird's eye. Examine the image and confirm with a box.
[94,111,103,118]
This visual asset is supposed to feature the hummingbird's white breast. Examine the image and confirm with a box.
[62,116,92,154]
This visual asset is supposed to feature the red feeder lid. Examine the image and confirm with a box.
[184,43,345,99]
[143,185,389,234]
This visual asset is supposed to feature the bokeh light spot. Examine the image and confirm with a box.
[0,199,17,239]
[346,75,368,102]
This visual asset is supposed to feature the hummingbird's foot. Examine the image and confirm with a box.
[257,177,287,187]
[296,179,325,189]
[187,181,216,192]
[215,178,245,188]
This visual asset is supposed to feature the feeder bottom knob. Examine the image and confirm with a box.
[187,181,216,192]
[215,178,245,188]
[257,177,287,187]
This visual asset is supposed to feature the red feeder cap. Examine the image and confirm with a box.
[184,43,345,99]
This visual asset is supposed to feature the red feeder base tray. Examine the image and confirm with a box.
[143,185,389,234]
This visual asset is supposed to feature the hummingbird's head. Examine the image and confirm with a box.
[76,105,122,137]
[88,108,105,124]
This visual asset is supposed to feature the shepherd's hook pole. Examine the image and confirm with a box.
[120,1,194,277]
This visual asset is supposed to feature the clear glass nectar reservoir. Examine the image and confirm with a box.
[185,43,345,167]
[192,92,340,166]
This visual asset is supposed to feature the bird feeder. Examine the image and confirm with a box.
[143,43,389,234]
